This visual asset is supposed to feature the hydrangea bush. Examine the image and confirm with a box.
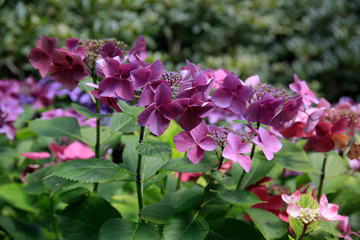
[0,35,359,240]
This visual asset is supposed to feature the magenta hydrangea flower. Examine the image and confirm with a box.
[98,58,138,101]
[244,92,284,124]
[49,49,89,91]
[252,127,282,160]
[177,92,214,131]
[338,216,360,240]
[222,132,252,172]
[29,35,58,77]
[138,83,183,136]
[290,73,319,106]
[173,121,217,164]
[211,74,254,114]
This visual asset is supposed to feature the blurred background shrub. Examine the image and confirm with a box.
[1,0,359,102]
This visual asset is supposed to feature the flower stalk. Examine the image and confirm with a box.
[136,126,146,219]
[317,154,328,200]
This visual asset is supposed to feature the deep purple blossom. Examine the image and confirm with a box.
[211,74,254,114]
[177,92,214,131]
[131,60,167,107]
[176,72,213,99]
[49,49,89,91]
[0,104,18,140]
[29,35,58,77]
[173,121,217,164]
[128,35,147,62]
[243,92,284,124]
[98,58,137,101]
[222,132,252,172]
[253,127,282,160]
[95,42,125,77]
[138,83,183,136]
[270,96,303,128]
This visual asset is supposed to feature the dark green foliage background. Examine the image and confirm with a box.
[1,0,359,101]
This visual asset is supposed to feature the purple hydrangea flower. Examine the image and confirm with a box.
[49,49,89,92]
[243,92,284,124]
[29,35,58,77]
[98,58,138,100]
[138,83,183,136]
[211,74,254,114]
[177,92,214,131]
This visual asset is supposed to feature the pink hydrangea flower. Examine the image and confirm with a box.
[173,121,217,164]
[21,152,51,160]
[281,190,301,204]
[319,194,345,222]
[253,127,282,160]
[286,203,301,218]
[289,73,319,106]
[338,216,360,240]
[222,132,252,172]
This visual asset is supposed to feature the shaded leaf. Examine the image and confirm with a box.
[218,189,262,206]
[164,212,209,240]
[0,216,46,240]
[273,139,317,173]
[29,117,81,138]
[136,140,171,162]
[56,195,121,240]
[99,218,160,240]
[140,203,176,224]
[71,103,108,119]
[0,183,35,212]
[245,208,287,240]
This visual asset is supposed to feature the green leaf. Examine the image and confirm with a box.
[0,216,46,240]
[140,203,176,224]
[308,152,349,194]
[160,185,203,211]
[122,142,167,182]
[232,152,275,189]
[218,189,263,206]
[136,140,171,162]
[332,189,360,215]
[24,166,53,195]
[99,218,160,240]
[56,195,121,240]
[29,117,81,139]
[244,208,287,240]
[0,183,35,212]
[71,103,108,119]
[52,158,123,183]
[161,155,217,173]
[273,139,317,173]
[164,212,209,240]
[210,170,234,186]
[206,218,261,240]
[109,112,138,133]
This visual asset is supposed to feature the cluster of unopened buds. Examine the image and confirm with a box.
[296,207,321,224]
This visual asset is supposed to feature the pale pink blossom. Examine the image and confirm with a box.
[281,190,301,204]
[319,194,345,222]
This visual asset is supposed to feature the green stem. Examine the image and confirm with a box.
[299,223,309,240]
[197,155,224,211]
[236,143,256,189]
[92,73,101,192]
[50,197,60,240]
[136,126,145,220]
[317,155,328,200]
[176,172,182,190]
